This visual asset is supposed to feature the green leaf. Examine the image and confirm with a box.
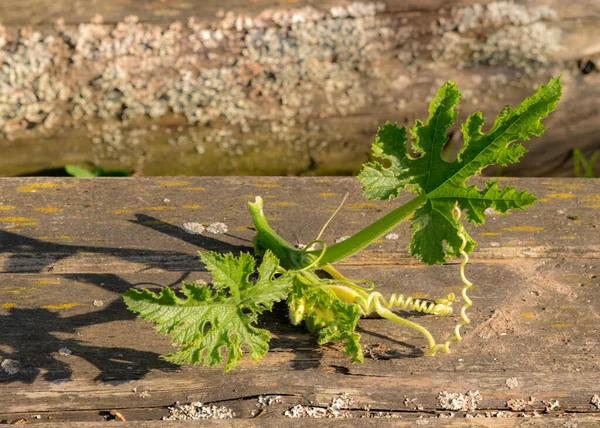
[65,165,131,177]
[359,77,561,264]
[65,165,99,177]
[122,251,293,372]
[288,278,363,363]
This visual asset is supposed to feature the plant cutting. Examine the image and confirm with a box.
[123,77,562,371]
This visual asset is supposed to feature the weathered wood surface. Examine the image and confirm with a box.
[0,1,598,177]
[0,177,599,425]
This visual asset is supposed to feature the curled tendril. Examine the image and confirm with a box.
[428,202,473,355]
[361,291,455,316]
[324,202,473,355]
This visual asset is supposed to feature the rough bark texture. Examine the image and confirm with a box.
[0,1,598,177]
[0,177,598,425]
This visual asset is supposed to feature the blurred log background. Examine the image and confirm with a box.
[0,0,598,177]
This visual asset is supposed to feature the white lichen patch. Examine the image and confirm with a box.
[257,395,282,407]
[591,395,600,409]
[206,222,228,234]
[163,401,234,420]
[334,236,350,243]
[1,358,20,375]
[58,347,72,356]
[284,392,353,418]
[542,399,560,412]
[182,222,205,235]
[93,299,104,307]
[0,2,395,141]
[437,390,482,412]
[506,398,527,411]
[432,1,560,73]
[384,233,399,240]
[505,377,519,389]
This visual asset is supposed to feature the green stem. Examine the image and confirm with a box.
[248,197,307,269]
[308,193,427,267]
[249,193,427,271]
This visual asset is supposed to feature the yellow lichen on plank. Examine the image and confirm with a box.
[550,323,573,328]
[346,203,378,209]
[481,232,501,236]
[42,303,81,310]
[17,182,59,193]
[270,201,298,207]
[1,303,16,309]
[252,183,280,188]
[161,180,191,187]
[1,287,27,294]
[181,204,201,209]
[583,194,600,208]
[108,209,132,214]
[31,279,60,285]
[233,225,254,231]
[521,312,534,319]
[0,206,15,211]
[34,207,64,213]
[546,193,575,199]
[36,235,71,240]
[144,206,175,211]
[502,226,544,232]
[183,187,206,191]
[319,193,338,197]
[0,217,37,222]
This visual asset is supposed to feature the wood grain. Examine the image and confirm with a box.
[0,177,598,424]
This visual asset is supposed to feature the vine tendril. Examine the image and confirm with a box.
[323,201,473,355]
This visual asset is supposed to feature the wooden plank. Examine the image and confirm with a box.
[0,177,598,423]
[0,1,598,177]
[0,177,597,274]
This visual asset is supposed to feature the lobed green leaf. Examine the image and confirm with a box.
[359,77,562,264]
[122,251,293,372]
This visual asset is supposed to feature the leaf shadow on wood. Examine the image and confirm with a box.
[356,326,424,359]
[0,221,248,384]
[0,301,178,383]
[259,301,325,371]
[0,216,296,384]
[129,214,254,255]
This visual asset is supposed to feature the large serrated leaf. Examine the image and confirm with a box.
[122,251,293,372]
[359,77,561,264]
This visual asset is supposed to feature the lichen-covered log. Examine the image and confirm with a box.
[0,1,598,176]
